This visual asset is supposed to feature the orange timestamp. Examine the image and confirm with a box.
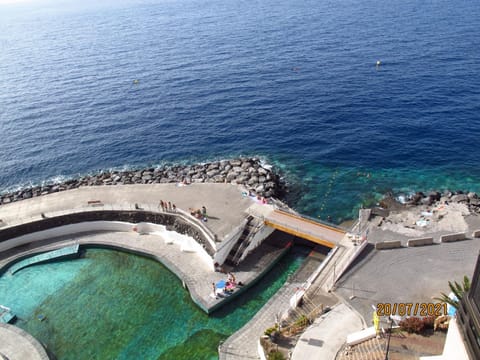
[376,302,447,317]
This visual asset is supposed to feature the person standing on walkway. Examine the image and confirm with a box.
[212,282,217,299]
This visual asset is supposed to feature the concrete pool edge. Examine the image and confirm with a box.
[0,323,50,360]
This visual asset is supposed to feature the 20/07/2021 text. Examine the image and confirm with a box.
[376,303,447,317]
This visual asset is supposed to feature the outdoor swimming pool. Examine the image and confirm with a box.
[0,245,309,359]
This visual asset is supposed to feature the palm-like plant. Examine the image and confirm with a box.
[434,275,471,310]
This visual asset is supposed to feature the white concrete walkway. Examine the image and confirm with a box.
[292,302,364,360]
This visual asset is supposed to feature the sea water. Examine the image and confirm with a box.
[0,247,307,359]
[0,0,479,221]
[1,0,480,357]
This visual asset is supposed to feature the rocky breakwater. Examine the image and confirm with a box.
[378,190,480,214]
[0,158,286,206]
[366,190,480,239]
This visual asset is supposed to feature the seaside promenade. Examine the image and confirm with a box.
[0,183,254,240]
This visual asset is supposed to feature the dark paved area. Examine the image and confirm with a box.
[335,239,480,322]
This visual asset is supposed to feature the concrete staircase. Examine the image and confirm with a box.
[224,216,262,266]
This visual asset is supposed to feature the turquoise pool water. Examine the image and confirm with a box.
[0,246,308,360]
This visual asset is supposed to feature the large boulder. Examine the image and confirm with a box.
[248,176,258,185]
[408,192,425,205]
[428,191,441,202]
[451,194,469,203]
[468,192,478,199]
[226,172,238,182]
[420,196,434,206]
[207,162,219,171]
[206,169,219,178]
[258,167,268,175]
[255,184,265,193]
[236,175,249,184]
[241,161,252,170]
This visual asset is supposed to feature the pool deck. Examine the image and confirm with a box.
[0,183,258,241]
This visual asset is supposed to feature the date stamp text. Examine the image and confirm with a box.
[376,303,447,317]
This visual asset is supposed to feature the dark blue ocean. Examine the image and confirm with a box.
[1,1,480,358]
[1,0,480,222]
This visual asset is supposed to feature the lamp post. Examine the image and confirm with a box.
[384,316,393,359]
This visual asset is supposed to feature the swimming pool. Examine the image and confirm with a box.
[0,245,308,359]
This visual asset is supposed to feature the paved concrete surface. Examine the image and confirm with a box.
[291,303,364,360]
[0,323,50,360]
[335,240,480,322]
[334,205,480,323]
[0,184,271,241]
[220,281,303,360]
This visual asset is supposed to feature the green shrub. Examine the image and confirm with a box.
[294,314,309,327]
[264,326,278,336]
[268,350,286,360]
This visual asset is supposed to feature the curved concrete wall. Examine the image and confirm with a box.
[0,220,214,269]
[0,323,50,360]
[0,220,126,252]
[0,210,215,256]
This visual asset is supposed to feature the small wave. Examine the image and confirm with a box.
[396,191,416,204]
[41,175,70,186]
[396,195,407,204]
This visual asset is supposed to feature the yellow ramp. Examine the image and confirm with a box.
[264,210,346,248]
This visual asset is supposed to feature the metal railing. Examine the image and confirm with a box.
[231,219,264,265]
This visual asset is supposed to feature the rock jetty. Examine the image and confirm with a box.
[379,190,480,214]
[0,158,286,206]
